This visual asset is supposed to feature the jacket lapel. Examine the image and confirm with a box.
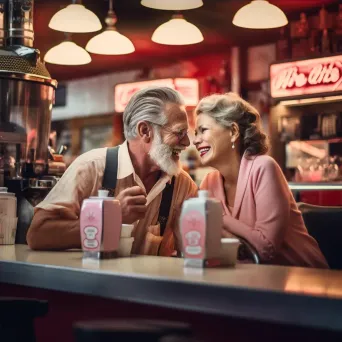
[216,174,230,216]
[232,154,256,218]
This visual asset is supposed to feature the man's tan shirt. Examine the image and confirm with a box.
[27,141,198,255]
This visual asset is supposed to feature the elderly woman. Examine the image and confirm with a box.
[193,93,328,268]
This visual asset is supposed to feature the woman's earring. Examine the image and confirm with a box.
[232,142,235,149]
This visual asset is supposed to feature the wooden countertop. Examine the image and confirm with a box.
[1,245,342,331]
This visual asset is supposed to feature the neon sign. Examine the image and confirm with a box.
[270,55,342,99]
[114,78,199,112]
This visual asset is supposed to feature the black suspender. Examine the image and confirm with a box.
[102,146,175,236]
[102,146,119,191]
[158,176,175,236]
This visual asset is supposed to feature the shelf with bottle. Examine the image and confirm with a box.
[276,5,342,62]
[293,155,342,183]
[278,111,342,143]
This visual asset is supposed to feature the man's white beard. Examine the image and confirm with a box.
[149,130,181,177]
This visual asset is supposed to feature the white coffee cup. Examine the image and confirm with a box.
[0,187,16,218]
[120,224,134,238]
[0,216,18,245]
[220,238,240,266]
[118,237,134,257]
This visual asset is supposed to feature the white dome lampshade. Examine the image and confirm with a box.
[44,41,91,66]
[49,4,102,33]
[86,30,135,55]
[152,14,203,45]
[141,0,203,10]
[233,0,288,29]
[85,0,135,55]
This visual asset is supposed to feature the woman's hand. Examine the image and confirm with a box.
[221,225,236,238]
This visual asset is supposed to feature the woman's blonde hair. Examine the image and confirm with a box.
[195,92,269,156]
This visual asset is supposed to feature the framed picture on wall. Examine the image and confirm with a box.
[247,44,276,83]
[81,125,113,154]
[247,81,271,135]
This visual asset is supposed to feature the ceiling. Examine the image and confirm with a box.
[33,0,339,81]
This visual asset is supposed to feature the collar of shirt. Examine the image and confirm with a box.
[117,140,172,206]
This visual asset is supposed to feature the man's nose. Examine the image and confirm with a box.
[182,133,190,147]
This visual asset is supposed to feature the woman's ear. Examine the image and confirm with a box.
[137,121,153,143]
[230,122,240,143]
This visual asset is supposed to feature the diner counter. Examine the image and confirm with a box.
[1,245,342,332]
[288,182,342,191]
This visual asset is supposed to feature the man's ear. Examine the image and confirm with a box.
[137,121,153,143]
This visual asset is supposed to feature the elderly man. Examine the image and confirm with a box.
[27,87,198,256]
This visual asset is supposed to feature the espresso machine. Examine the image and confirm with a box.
[0,0,65,243]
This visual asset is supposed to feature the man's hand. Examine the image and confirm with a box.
[116,186,147,224]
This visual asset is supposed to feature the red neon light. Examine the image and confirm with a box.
[270,55,342,99]
[114,78,199,112]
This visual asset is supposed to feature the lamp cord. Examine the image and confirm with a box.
[105,0,117,28]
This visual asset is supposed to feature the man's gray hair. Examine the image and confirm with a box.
[123,86,185,140]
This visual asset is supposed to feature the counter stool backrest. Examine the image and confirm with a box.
[298,202,342,270]
[73,319,193,342]
[237,237,261,264]
[0,297,48,342]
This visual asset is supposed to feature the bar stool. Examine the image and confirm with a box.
[298,202,342,269]
[74,320,193,342]
[237,236,260,264]
[0,297,48,342]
